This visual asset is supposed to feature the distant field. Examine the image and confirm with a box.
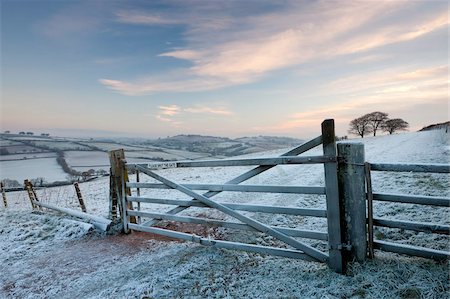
[0,158,67,182]
[65,151,109,169]
[81,142,145,151]
[0,152,57,161]
[31,141,91,151]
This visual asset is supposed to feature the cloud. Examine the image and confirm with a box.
[155,104,233,127]
[102,1,447,95]
[115,10,182,26]
[184,105,232,115]
[159,105,181,116]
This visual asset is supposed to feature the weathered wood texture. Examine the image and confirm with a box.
[127,196,327,217]
[109,149,136,232]
[337,143,367,263]
[373,240,449,260]
[127,155,336,170]
[0,182,7,208]
[364,163,374,259]
[373,218,450,235]
[24,179,39,210]
[322,119,345,273]
[127,210,328,240]
[73,182,87,213]
[127,183,325,194]
[32,200,111,231]
[370,163,450,173]
[372,193,449,206]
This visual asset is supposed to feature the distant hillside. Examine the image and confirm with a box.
[419,121,449,132]
[145,134,303,157]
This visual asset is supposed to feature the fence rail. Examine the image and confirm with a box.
[367,162,449,260]
[127,196,327,217]
[127,155,336,170]
[126,183,326,194]
[370,163,450,173]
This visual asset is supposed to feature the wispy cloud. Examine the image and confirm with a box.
[101,1,447,95]
[184,105,232,115]
[155,104,233,127]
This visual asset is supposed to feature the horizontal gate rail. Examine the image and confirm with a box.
[127,210,328,240]
[373,218,450,235]
[127,155,335,170]
[128,223,319,261]
[373,240,449,260]
[370,163,450,173]
[135,164,329,262]
[127,183,326,195]
[127,196,327,217]
[372,193,450,207]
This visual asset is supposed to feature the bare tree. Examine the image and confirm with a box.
[348,116,373,138]
[382,118,409,134]
[365,111,389,136]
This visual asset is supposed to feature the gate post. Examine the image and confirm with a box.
[321,119,345,273]
[337,143,367,263]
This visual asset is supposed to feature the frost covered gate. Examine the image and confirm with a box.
[110,119,371,274]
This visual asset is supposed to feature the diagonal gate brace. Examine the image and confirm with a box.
[142,136,323,226]
[135,165,328,263]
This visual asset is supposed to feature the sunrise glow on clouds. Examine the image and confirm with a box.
[1,1,448,138]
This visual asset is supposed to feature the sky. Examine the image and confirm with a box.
[1,0,448,139]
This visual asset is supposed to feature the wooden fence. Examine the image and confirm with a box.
[109,119,449,274]
[365,162,450,260]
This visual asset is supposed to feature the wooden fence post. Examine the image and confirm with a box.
[321,119,345,273]
[73,182,87,213]
[24,179,40,210]
[109,149,136,233]
[337,143,367,263]
[1,182,7,208]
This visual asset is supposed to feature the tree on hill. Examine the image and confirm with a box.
[348,116,372,138]
[366,111,389,136]
[382,118,409,134]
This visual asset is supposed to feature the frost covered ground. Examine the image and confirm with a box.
[0,129,449,298]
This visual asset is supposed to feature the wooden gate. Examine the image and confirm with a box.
[110,119,351,273]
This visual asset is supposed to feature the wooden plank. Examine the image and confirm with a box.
[364,163,375,259]
[128,223,321,262]
[0,182,7,208]
[32,200,111,231]
[373,240,450,260]
[127,155,335,170]
[135,165,329,262]
[373,218,450,235]
[142,136,323,227]
[136,170,141,224]
[370,163,450,173]
[372,193,450,207]
[73,182,87,213]
[127,210,328,240]
[337,143,367,262]
[127,183,325,194]
[128,196,327,217]
[322,119,345,273]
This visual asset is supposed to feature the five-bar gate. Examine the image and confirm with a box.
[110,119,357,273]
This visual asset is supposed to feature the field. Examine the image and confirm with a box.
[0,129,448,298]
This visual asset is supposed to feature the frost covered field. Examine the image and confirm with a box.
[0,130,449,298]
